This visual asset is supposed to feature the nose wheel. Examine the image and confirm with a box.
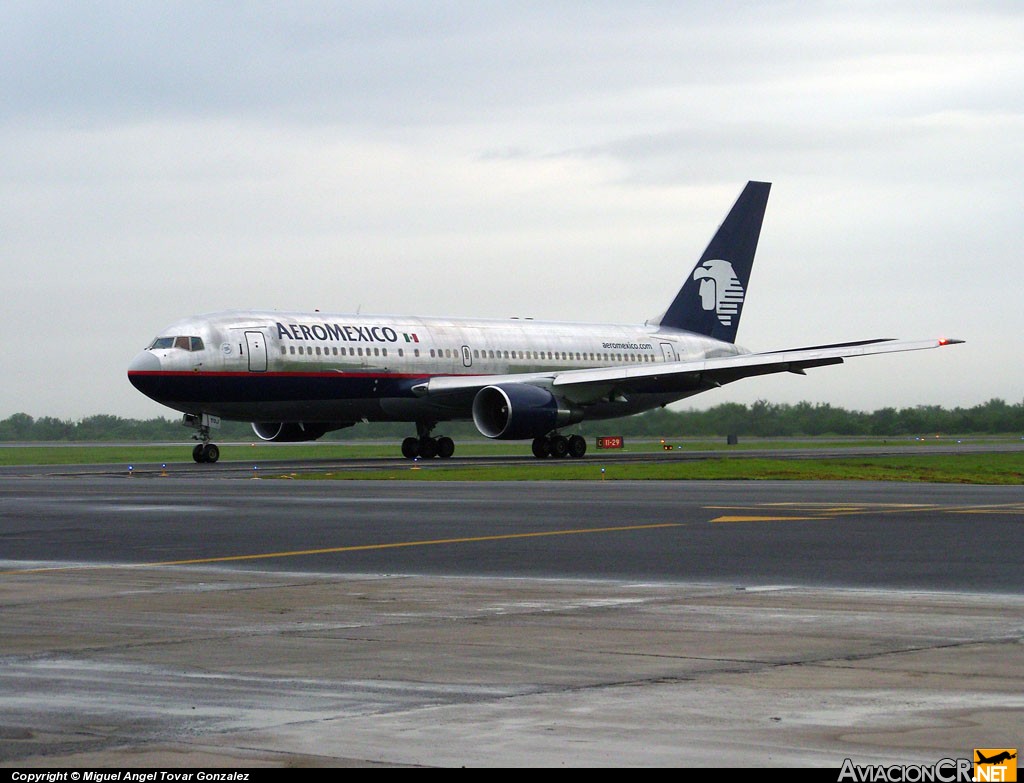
[192,442,220,463]
[184,415,221,463]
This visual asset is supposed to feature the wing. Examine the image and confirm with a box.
[419,337,963,404]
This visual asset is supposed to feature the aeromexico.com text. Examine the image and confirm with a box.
[602,342,653,351]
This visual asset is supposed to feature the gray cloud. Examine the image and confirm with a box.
[0,1,1020,419]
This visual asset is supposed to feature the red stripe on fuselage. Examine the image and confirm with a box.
[127,370,484,380]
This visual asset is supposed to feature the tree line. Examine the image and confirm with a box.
[1,398,1021,442]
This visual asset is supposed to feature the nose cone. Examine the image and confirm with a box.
[128,350,161,373]
[127,351,162,398]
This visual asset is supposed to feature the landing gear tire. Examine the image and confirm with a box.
[418,437,438,459]
[568,435,587,459]
[193,443,220,464]
[532,437,551,459]
[549,435,570,459]
[436,436,455,459]
[401,437,420,459]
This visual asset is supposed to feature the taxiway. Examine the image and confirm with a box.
[1,473,1022,767]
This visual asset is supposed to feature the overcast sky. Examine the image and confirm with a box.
[2,1,1020,422]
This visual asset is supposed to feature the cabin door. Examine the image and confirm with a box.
[245,331,268,372]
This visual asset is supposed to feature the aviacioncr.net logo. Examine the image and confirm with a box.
[693,258,744,326]
[974,749,1017,782]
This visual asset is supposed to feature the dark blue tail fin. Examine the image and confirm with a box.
[654,181,771,343]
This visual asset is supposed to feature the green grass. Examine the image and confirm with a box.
[278,452,1024,484]
[3,440,1022,484]
[0,435,1007,466]
[0,441,515,466]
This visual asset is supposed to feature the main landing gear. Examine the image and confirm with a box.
[398,424,587,461]
[401,421,455,460]
[531,433,587,459]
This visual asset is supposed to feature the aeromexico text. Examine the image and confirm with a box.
[275,322,656,351]
[276,322,400,343]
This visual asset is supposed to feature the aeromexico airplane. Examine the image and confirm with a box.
[128,181,961,463]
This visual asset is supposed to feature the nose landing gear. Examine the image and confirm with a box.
[192,442,220,464]
[183,414,221,463]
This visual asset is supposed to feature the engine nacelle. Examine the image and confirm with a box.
[251,422,351,442]
[472,384,583,440]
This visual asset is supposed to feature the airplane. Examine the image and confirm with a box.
[127,180,962,463]
[976,751,1017,765]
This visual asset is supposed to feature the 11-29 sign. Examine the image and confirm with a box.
[596,436,624,449]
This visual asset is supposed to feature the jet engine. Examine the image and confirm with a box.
[251,422,352,442]
[472,384,582,440]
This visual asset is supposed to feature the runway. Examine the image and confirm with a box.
[1,472,1023,766]
[2,476,1022,590]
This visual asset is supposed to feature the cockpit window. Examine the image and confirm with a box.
[148,336,204,351]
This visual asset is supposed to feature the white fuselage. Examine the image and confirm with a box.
[129,309,746,425]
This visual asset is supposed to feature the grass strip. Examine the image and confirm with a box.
[278,453,1024,484]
